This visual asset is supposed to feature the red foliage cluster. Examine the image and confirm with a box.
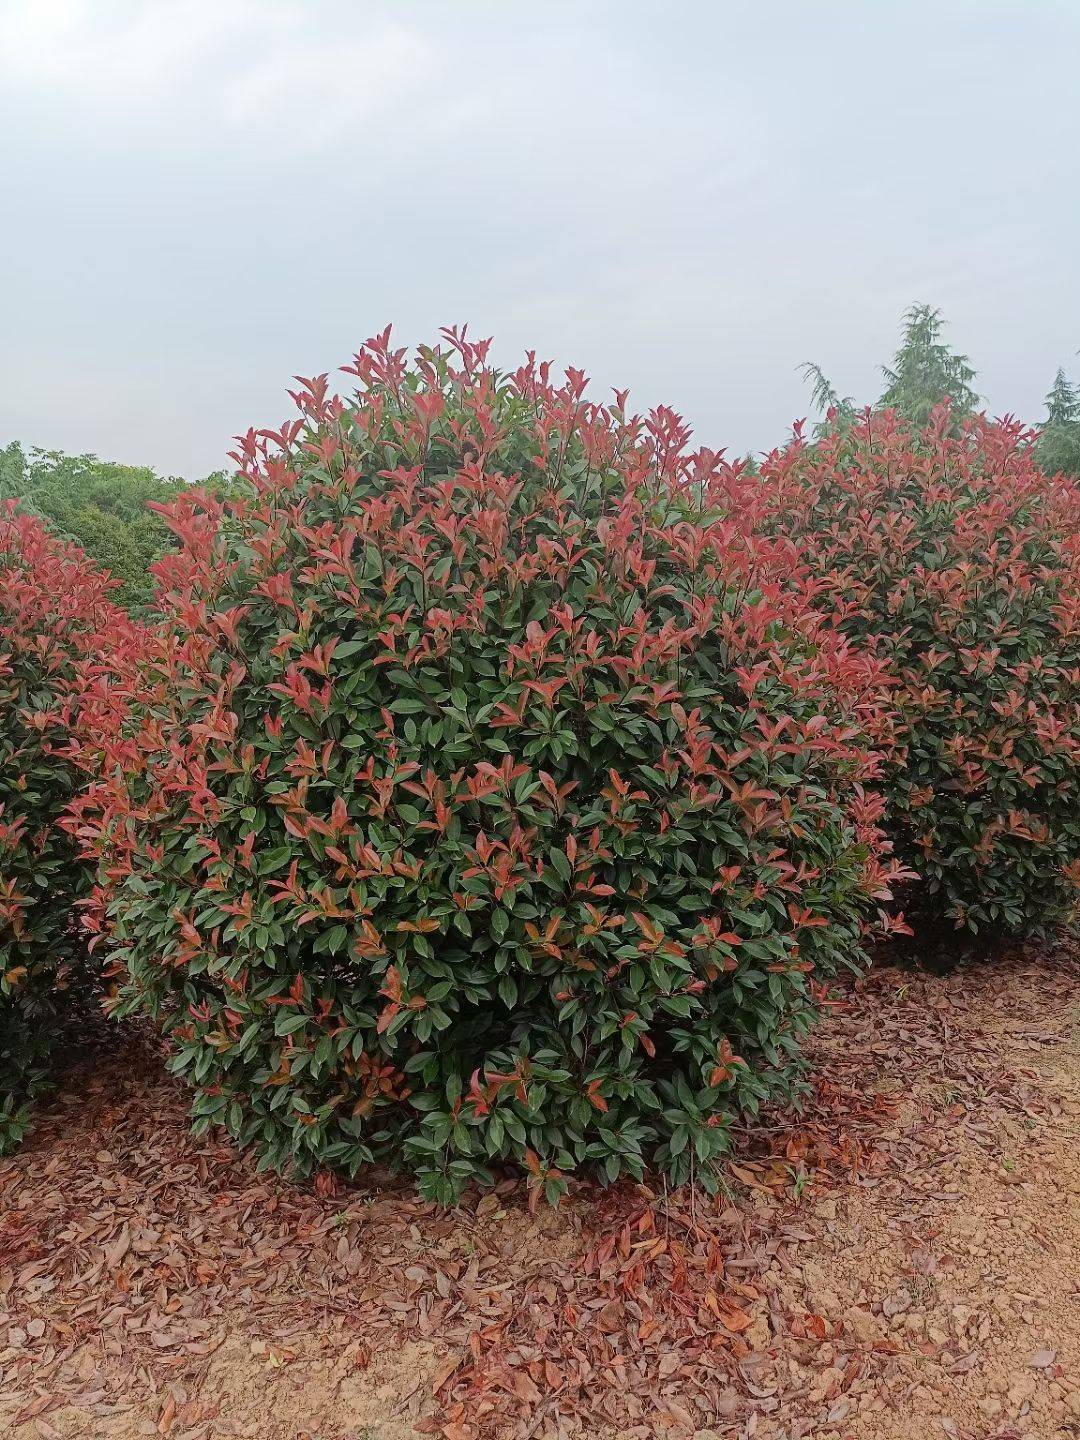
[0,504,143,1149]
[72,329,904,1198]
[761,406,1080,936]
[35,330,1078,1199]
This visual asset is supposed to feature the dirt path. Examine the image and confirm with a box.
[1,946,1076,1440]
[764,952,1080,1440]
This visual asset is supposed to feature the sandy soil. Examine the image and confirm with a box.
[1,944,1076,1440]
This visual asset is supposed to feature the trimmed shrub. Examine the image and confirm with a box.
[762,406,1080,938]
[0,505,139,1151]
[79,330,902,1202]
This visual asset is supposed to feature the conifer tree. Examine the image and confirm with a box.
[879,304,978,427]
[1034,366,1080,477]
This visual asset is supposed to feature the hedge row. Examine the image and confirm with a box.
[0,505,139,1152]
[5,333,1079,1196]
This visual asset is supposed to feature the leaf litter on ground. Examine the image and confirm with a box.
[0,944,1076,1440]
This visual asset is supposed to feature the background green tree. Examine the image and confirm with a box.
[798,361,857,439]
[1034,366,1080,478]
[801,303,979,438]
[878,303,979,426]
[0,443,194,610]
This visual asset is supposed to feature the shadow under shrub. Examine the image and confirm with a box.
[0,505,138,1151]
[78,330,902,1202]
[762,406,1080,940]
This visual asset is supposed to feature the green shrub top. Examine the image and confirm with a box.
[78,329,902,1202]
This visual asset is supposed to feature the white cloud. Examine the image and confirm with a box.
[2,0,1078,479]
[222,26,434,145]
[0,0,433,145]
[0,0,254,95]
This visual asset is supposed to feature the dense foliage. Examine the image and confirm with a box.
[0,506,138,1152]
[762,406,1080,938]
[0,442,192,610]
[76,330,903,1202]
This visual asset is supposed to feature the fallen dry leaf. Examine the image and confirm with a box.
[0,946,1075,1440]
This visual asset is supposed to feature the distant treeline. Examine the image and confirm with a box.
[801,304,1080,472]
[0,443,224,610]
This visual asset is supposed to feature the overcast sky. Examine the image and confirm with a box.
[2,0,1079,478]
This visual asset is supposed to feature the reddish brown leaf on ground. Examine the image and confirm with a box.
[0,945,1076,1440]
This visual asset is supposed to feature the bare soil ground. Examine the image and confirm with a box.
[1,944,1076,1440]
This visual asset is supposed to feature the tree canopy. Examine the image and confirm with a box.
[1034,367,1080,478]
[878,304,979,427]
[0,443,190,609]
[801,303,979,437]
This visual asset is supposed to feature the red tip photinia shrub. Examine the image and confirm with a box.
[0,504,141,1152]
[78,329,903,1202]
[762,406,1080,938]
